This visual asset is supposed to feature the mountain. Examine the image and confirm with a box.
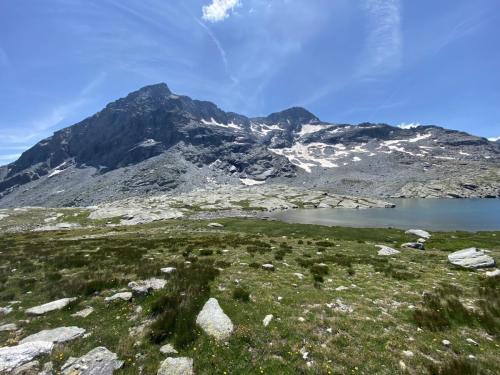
[0,83,498,207]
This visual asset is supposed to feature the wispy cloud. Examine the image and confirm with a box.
[488,136,500,142]
[359,0,402,78]
[202,0,241,23]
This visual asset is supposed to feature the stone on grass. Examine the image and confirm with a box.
[128,278,166,295]
[25,297,76,316]
[161,267,176,274]
[157,357,194,375]
[448,248,495,269]
[0,306,13,315]
[72,307,94,318]
[61,346,123,375]
[0,341,53,373]
[466,338,479,346]
[261,264,275,271]
[376,245,400,256]
[20,326,85,345]
[293,273,304,279]
[485,269,500,277]
[196,298,233,341]
[0,323,17,332]
[405,229,431,239]
[263,314,273,327]
[401,242,425,250]
[160,344,178,355]
[207,222,224,228]
[105,292,132,302]
[442,339,451,347]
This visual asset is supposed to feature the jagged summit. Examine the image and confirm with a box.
[0,83,498,207]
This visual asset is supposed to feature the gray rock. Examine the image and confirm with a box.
[105,292,132,302]
[128,278,166,295]
[401,242,425,250]
[448,248,496,269]
[157,357,194,375]
[0,341,53,373]
[39,361,53,375]
[72,307,94,318]
[405,229,431,239]
[0,306,13,315]
[485,269,500,277]
[261,264,275,271]
[20,326,85,345]
[25,297,77,315]
[207,222,224,228]
[160,344,178,355]
[160,267,176,274]
[0,323,18,332]
[61,347,123,375]
[196,298,233,341]
[375,245,400,256]
[263,314,273,327]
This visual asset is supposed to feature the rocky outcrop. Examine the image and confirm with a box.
[0,341,53,373]
[128,278,166,295]
[376,245,400,256]
[25,297,76,315]
[61,347,123,375]
[20,326,86,345]
[196,298,233,341]
[105,292,132,302]
[448,248,496,269]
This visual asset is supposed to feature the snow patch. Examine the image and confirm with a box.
[298,124,331,136]
[202,118,241,130]
[398,122,421,129]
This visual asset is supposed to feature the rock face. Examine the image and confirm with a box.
[20,326,86,345]
[376,245,400,256]
[0,83,498,208]
[61,347,123,375]
[196,298,234,341]
[0,341,54,373]
[157,357,194,375]
[128,278,166,294]
[25,297,76,315]
[448,248,496,269]
[405,229,431,239]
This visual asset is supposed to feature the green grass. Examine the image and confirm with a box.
[0,218,499,374]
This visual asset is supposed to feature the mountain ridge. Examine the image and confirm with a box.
[0,83,498,207]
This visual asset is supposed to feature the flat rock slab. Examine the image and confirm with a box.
[61,346,123,375]
[157,357,194,375]
[105,292,132,302]
[128,278,166,295]
[72,307,94,318]
[20,326,86,345]
[196,298,233,341]
[405,229,431,239]
[0,341,54,373]
[25,297,76,315]
[207,222,224,228]
[376,245,400,256]
[160,344,178,355]
[448,248,495,269]
[0,306,13,315]
[160,267,176,274]
[0,323,18,332]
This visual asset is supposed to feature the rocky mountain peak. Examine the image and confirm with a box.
[266,107,320,126]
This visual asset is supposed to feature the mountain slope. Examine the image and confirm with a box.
[0,83,498,207]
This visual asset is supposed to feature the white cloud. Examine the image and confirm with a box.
[202,0,241,23]
[488,136,500,142]
[359,0,402,77]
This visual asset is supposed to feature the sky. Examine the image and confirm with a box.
[1,0,499,164]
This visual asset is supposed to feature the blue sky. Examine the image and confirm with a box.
[1,0,499,164]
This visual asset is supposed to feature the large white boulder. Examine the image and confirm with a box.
[157,357,194,375]
[196,298,233,341]
[405,229,431,239]
[0,341,53,373]
[61,347,123,375]
[20,326,85,345]
[448,248,496,269]
[25,297,77,315]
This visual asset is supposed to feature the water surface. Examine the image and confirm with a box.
[271,199,500,231]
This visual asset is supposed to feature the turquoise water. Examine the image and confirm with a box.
[270,199,500,231]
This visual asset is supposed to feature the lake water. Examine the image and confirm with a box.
[270,199,500,231]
